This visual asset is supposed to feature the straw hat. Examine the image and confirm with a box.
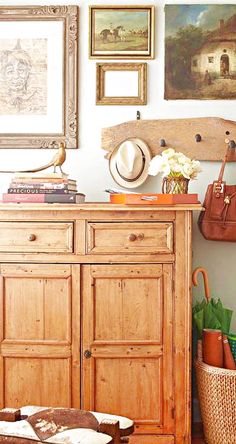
[109,138,151,188]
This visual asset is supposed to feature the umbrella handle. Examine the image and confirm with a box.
[192,267,211,301]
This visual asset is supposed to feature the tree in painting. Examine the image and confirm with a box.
[165,4,236,99]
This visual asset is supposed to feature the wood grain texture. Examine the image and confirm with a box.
[174,211,192,444]
[4,358,71,407]
[82,264,174,438]
[0,222,73,253]
[101,117,236,161]
[87,222,173,254]
[0,204,196,442]
[0,263,79,408]
[129,436,174,443]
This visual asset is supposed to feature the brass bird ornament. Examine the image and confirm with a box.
[0,142,66,174]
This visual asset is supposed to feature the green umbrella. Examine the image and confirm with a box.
[192,267,233,339]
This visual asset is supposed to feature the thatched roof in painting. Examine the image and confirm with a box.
[208,14,236,42]
[193,40,236,56]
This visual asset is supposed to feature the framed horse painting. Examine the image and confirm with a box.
[89,5,154,59]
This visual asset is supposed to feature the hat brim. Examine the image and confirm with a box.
[109,138,151,189]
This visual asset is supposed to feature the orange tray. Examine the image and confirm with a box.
[110,193,199,205]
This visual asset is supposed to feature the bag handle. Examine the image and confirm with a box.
[218,142,230,182]
[213,140,232,196]
[192,267,211,301]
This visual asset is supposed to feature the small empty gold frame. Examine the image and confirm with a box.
[96,63,147,105]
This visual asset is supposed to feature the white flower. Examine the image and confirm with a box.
[191,160,202,173]
[181,163,194,179]
[148,155,171,177]
[148,148,201,180]
[175,153,190,165]
[161,148,176,159]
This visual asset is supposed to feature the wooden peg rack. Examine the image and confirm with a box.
[101,117,236,161]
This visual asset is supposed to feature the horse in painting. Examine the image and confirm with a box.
[99,28,112,43]
[100,25,126,43]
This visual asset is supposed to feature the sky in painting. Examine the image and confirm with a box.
[165,4,236,37]
[94,10,149,33]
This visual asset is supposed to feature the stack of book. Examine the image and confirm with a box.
[2,173,85,204]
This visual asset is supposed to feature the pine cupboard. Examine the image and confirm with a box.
[0,203,201,444]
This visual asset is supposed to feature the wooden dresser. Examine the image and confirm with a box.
[0,203,201,444]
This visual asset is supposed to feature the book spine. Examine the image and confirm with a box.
[13,174,68,179]
[2,193,76,203]
[11,178,75,184]
[45,194,76,203]
[2,193,45,203]
[9,183,76,190]
[8,188,74,194]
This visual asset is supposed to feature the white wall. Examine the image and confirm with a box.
[1,0,236,330]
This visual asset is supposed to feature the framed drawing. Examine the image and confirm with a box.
[89,5,154,59]
[96,63,147,105]
[165,4,236,100]
[0,6,78,149]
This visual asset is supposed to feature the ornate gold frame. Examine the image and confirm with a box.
[89,5,155,59]
[96,63,147,105]
[0,6,78,149]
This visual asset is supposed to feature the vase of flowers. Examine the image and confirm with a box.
[148,148,201,194]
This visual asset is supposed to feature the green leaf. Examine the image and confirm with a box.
[204,303,221,330]
[193,309,204,339]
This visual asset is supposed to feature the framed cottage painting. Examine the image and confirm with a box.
[0,6,78,148]
[165,4,236,99]
[89,5,154,59]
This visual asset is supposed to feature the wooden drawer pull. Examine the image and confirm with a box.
[128,233,144,242]
[128,233,137,242]
[137,233,144,240]
[27,234,36,242]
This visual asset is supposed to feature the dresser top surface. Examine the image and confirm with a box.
[0,202,203,212]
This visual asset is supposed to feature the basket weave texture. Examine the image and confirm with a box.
[195,359,236,444]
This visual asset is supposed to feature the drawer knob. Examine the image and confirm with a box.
[84,349,92,359]
[128,233,137,242]
[137,233,144,240]
[28,234,36,242]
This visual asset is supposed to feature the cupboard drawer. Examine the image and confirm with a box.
[0,222,73,253]
[86,222,173,254]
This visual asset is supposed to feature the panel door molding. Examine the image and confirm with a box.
[0,263,80,408]
[82,264,174,437]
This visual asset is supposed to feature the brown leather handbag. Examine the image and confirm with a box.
[198,148,236,241]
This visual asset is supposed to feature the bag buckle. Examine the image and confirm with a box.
[213,181,225,197]
[224,195,231,205]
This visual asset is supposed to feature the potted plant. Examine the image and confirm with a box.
[148,148,202,193]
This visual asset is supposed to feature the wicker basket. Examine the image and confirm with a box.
[195,359,236,444]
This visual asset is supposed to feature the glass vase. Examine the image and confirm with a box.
[162,176,189,194]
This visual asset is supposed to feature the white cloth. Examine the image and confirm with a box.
[0,406,133,444]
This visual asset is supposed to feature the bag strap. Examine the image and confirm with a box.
[218,147,229,182]
[213,141,231,196]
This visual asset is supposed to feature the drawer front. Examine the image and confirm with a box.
[129,436,174,444]
[0,222,73,253]
[87,222,173,254]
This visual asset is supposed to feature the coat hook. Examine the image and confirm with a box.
[136,111,141,120]
[229,140,236,149]
[225,138,236,149]
[195,134,202,142]
[160,139,166,147]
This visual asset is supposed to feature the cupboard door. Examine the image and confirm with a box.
[82,264,174,438]
[0,264,80,408]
